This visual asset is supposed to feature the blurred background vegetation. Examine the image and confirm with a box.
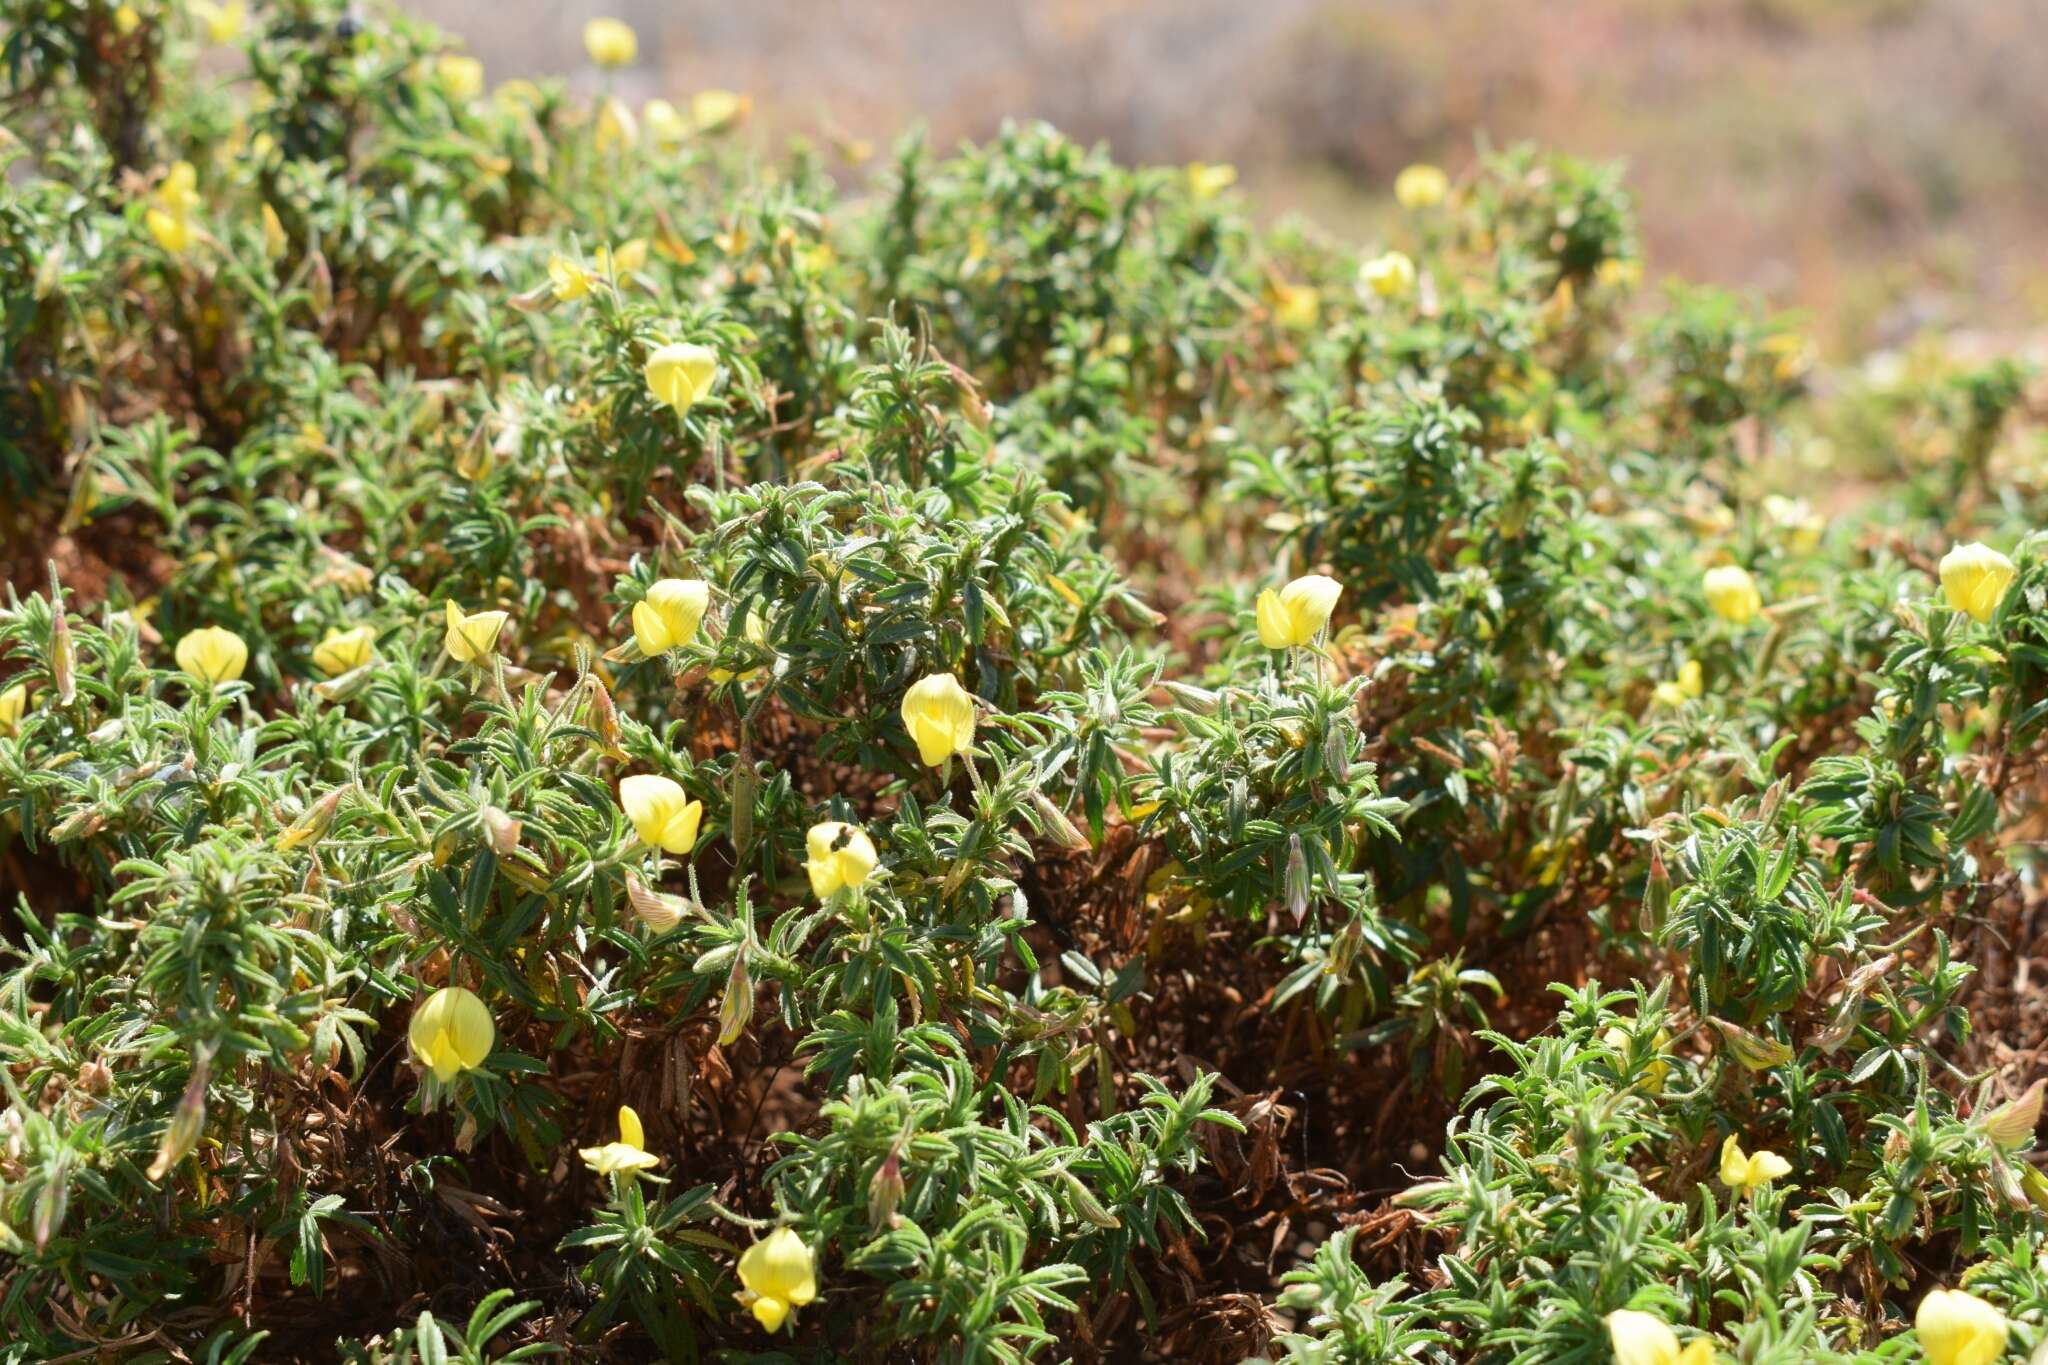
[419,0,2048,357]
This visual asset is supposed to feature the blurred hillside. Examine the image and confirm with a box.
[420,0,2048,351]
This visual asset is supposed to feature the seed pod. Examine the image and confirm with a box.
[481,805,523,856]
[1642,842,1671,935]
[50,605,75,705]
[730,761,757,854]
[624,869,689,932]
[1286,835,1310,923]
[1031,791,1090,851]
[277,786,347,853]
[585,676,626,759]
[1061,1171,1121,1229]
[1160,680,1221,715]
[867,1147,905,1230]
[1983,1080,2045,1151]
[716,951,753,1047]
[148,1061,209,1181]
[1323,722,1351,782]
[1710,1017,1793,1072]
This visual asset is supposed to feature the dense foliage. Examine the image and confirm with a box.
[3,3,2047,1363]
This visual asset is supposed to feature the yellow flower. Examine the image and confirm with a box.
[147,162,200,253]
[1255,573,1342,649]
[583,17,638,68]
[1761,494,1824,551]
[1186,162,1237,200]
[1598,257,1644,291]
[737,1227,817,1333]
[644,341,720,411]
[643,98,689,146]
[260,202,288,260]
[547,254,593,302]
[1939,541,2017,624]
[1653,659,1703,708]
[408,985,495,1083]
[579,1104,662,1176]
[1917,1288,2008,1365]
[1361,250,1416,298]
[436,54,484,101]
[1605,1310,1713,1365]
[312,624,376,677]
[708,606,769,682]
[900,672,977,767]
[1719,1134,1792,1193]
[632,578,711,655]
[146,207,191,253]
[1394,163,1449,210]
[1270,282,1319,330]
[1604,1026,1672,1093]
[0,682,26,735]
[1701,565,1762,625]
[113,3,140,35]
[805,821,878,899]
[596,239,648,275]
[157,161,201,218]
[175,626,249,686]
[190,0,246,44]
[691,89,750,132]
[595,96,638,153]
[620,774,704,855]
[444,601,510,663]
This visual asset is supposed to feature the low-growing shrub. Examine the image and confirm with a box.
[3,3,2047,1363]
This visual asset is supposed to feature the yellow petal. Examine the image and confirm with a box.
[408,986,495,1083]
[1917,1289,2009,1365]
[644,342,720,411]
[146,207,192,254]
[1605,1309,1681,1365]
[312,624,376,677]
[1702,565,1762,625]
[1394,163,1449,210]
[899,673,976,767]
[1279,574,1342,641]
[634,578,710,654]
[620,774,703,854]
[0,682,26,734]
[1747,1148,1792,1183]
[806,821,878,899]
[618,1104,644,1150]
[582,17,638,67]
[1361,250,1416,298]
[175,626,249,686]
[738,1227,817,1330]
[1255,589,1293,648]
[1719,1135,1750,1188]
[444,602,510,662]
[1939,542,2017,624]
